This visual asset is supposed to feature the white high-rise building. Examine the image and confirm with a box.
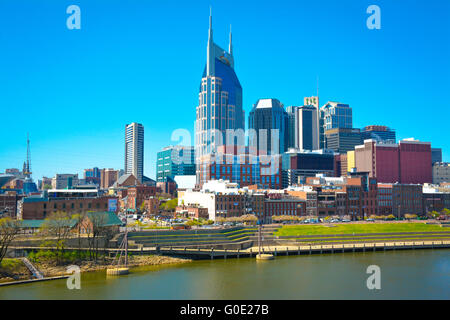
[125,122,144,183]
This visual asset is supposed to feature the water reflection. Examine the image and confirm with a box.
[0,249,448,300]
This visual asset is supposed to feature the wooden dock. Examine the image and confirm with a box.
[0,276,68,287]
[156,240,450,259]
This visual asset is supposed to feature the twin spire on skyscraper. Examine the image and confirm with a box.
[206,7,234,76]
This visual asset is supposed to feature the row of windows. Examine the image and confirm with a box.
[44,202,107,210]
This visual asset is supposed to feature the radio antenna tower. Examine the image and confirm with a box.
[24,133,32,179]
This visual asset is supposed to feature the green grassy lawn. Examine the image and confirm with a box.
[275,223,445,236]
[130,231,256,240]
[292,236,450,245]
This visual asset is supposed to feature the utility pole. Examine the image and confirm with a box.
[124,228,128,267]
[258,220,262,256]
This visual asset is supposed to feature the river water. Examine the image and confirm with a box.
[0,249,448,300]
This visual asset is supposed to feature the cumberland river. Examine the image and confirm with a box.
[0,249,449,299]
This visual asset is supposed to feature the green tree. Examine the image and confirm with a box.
[165,198,178,211]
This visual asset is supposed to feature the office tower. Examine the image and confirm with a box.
[51,174,79,189]
[361,125,396,143]
[325,128,362,153]
[295,105,319,151]
[431,148,442,164]
[285,106,297,150]
[195,11,245,183]
[100,168,119,189]
[156,146,195,182]
[84,167,101,184]
[319,110,325,149]
[281,149,335,187]
[303,96,320,148]
[248,98,287,155]
[432,162,450,184]
[320,102,352,149]
[125,122,144,183]
[354,138,432,184]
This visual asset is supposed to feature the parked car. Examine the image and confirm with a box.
[366,218,375,222]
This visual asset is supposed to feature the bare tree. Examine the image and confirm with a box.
[0,218,21,265]
[85,213,108,262]
[71,212,87,260]
[40,211,73,264]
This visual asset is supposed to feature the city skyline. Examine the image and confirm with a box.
[1,0,449,181]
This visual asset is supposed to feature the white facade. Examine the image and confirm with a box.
[174,175,197,190]
[125,122,144,183]
[202,179,239,194]
[178,190,217,221]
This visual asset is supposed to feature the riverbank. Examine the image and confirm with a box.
[0,255,191,283]
[0,258,32,283]
[37,255,192,277]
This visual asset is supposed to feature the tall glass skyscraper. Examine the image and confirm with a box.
[295,105,319,151]
[321,102,353,131]
[196,11,245,183]
[156,146,195,182]
[125,122,144,183]
[285,106,297,150]
[248,98,287,155]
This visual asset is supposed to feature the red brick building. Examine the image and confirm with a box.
[19,195,117,220]
[144,197,160,216]
[0,193,24,218]
[264,198,306,223]
[126,186,157,210]
[355,139,432,184]
[175,205,209,219]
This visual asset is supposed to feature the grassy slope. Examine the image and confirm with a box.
[275,223,445,236]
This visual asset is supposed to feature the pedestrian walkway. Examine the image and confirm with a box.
[20,257,44,279]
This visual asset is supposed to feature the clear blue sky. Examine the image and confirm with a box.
[0,0,449,181]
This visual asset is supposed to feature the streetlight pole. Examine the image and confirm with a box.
[258,220,261,256]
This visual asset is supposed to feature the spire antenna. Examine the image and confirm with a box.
[317,75,319,98]
[229,24,233,55]
[209,6,212,29]
[206,6,215,76]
